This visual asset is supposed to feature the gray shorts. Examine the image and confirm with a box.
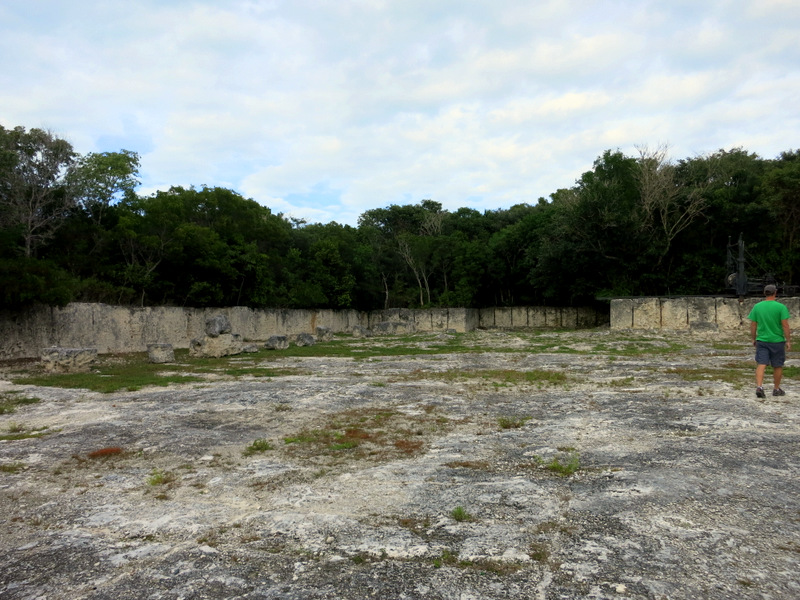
[755,341,786,367]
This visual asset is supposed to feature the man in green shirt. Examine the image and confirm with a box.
[748,284,792,398]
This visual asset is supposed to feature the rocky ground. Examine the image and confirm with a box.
[1,328,799,600]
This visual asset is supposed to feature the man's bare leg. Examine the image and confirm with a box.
[773,366,783,390]
[756,364,767,388]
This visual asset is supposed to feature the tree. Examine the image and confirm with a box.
[68,150,140,225]
[763,150,800,283]
[0,125,77,257]
[635,144,708,264]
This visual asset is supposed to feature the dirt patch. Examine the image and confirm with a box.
[1,329,799,599]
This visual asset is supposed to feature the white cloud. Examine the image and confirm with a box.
[2,0,799,225]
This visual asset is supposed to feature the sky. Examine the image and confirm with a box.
[2,1,799,226]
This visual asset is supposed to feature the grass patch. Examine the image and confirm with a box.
[591,340,688,356]
[433,549,460,568]
[431,549,521,574]
[667,365,748,385]
[0,462,25,474]
[782,366,800,378]
[529,541,551,562]
[402,368,566,386]
[451,506,474,522]
[243,438,274,456]
[544,452,580,476]
[147,468,176,486]
[0,424,53,441]
[9,350,305,393]
[498,416,531,429]
[281,406,450,463]
[0,393,40,415]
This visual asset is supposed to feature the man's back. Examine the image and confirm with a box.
[749,299,789,342]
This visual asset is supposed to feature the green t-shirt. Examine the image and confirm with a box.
[748,300,790,343]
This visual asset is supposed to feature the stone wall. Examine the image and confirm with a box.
[0,303,607,360]
[610,297,800,331]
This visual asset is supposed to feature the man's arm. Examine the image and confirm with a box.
[751,320,758,347]
[782,319,792,351]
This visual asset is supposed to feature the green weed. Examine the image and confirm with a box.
[545,452,580,476]
[433,549,459,568]
[0,424,52,441]
[0,462,25,474]
[10,351,303,393]
[0,393,40,415]
[451,506,474,522]
[782,366,800,378]
[498,416,531,429]
[529,542,551,562]
[147,468,176,486]
[243,438,274,456]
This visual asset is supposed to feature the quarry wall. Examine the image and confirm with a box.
[610,296,800,331]
[0,303,606,360]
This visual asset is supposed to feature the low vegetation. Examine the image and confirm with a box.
[243,438,274,456]
[281,405,451,465]
[0,392,40,414]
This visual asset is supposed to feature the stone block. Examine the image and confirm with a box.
[41,347,97,373]
[529,307,547,328]
[544,307,560,328]
[265,335,289,350]
[190,333,242,358]
[147,343,174,364]
[609,299,633,329]
[561,308,578,329]
[413,310,433,331]
[494,308,513,328]
[315,327,333,341]
[511,307,528,328]
[478,308,494,328]
[715,298,744,330]
[780,298,800,330]
[205,314,232,337]
[351,326,372,338]
[687,298,716,328]
[373,321,416,335]
[577,306,601,327]
[442,308,476,333]
[632,298,660,329]
[661,298,689,330]
[429,309,448,331]
[278,309,315,336]
[294,333,316,347]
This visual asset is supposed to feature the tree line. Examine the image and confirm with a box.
[2,124,799,312]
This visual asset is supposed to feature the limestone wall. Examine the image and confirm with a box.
[610,297,800,331]
[0,303,606,360]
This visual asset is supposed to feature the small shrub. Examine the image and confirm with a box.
[0,393,40,415]
[529,542,550,562]
[498,416,530,429]
[0,462,25,474]
[451,506,474,522]
[394,439,423,453]
[243,438,274,456]
[433,549,459,568]
[147,468,176,486]
[545,453,580,476]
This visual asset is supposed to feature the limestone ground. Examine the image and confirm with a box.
[1,329,798,599]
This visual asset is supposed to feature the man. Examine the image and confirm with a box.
[748,284,792,398]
